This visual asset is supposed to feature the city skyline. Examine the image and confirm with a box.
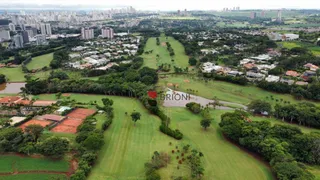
[0,0,319,11]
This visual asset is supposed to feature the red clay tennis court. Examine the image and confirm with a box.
[51,118,84,133]
[67,108,96,120]
[19,119,52,130]
[51,108,96,133]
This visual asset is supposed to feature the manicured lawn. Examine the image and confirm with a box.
[0,67,25,82]
[0,156,15,173]
[158,75,319,106]
[26,53,53,70]
[94,113,106,130]
[0,155,69,172]
[141,33,189,71]
[0,174,67,180]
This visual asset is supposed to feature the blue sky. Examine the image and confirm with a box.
[0,0,319,10]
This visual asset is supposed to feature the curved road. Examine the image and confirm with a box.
[162,88,247,110]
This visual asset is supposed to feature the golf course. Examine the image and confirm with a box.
[141,33,190,71]
[37,94,273,180]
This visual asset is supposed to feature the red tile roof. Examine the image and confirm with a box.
[0,96,21,104]
[285,70,300,77]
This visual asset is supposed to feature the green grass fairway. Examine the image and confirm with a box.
[158,108,273,180]
[37,94,273,179]
[141,34,189,71]
[277,41,320,56]
[0,67,25,82]
[0,174,67,180]
[26,53,53,70]
[0,155,69,172]
[158,75,318,106]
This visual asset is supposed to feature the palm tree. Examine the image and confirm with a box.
[19,87,29,100]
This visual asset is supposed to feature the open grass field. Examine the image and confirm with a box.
[0,67,25,82]
[141,33,189,71]
[0,155,69,172]
[277,41,320,56]
[0,174,67,180]
[158,75,318,107]
[37,94,273,179]
[26,53,53,70]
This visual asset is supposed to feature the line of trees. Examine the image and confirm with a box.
[274,102,320,129]
[71,98,114,180]
[166,42,175,56]
[203,73,249,86]
[257,81,320,101]
[142,97,183,140]
[219,110,319,180]
[0,125,69,158]
[50,49,70,69]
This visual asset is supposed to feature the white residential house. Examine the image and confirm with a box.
[201,62,222,73]
[246,72,265,81]
[265,75,280,82]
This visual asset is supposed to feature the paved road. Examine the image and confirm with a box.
[162,88,247,110]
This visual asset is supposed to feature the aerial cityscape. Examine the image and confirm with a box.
[0,1,320,180]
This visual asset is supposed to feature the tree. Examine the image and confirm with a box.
[200,119,212,130]
[186,102,202,114]
[101,98,113,107]
[316,69,320,82]
[248,100,272,115]
[55,92,62,100]
[131,112,141,125]
[38,137,69,158]
[83,133,104,151]
[0,74,6,84]
[24,124,44,142]
[188,57,197,66]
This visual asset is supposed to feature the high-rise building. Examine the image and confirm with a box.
[261,11,265,17]
[32,28,38,36]
[11,15,19,25]
[35,34,47,45]
[0,30,11,41]
[14,35,24,48]
[81,27,94,40]
[40,24,46,35]
[250,12,257,19]
[26,29,34,38]
[45,24,52,35]
[9,23,16,31]
[22,31,29,43]
[20,23,26,31]
[277,10,282,22]
[101,27,114,39]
